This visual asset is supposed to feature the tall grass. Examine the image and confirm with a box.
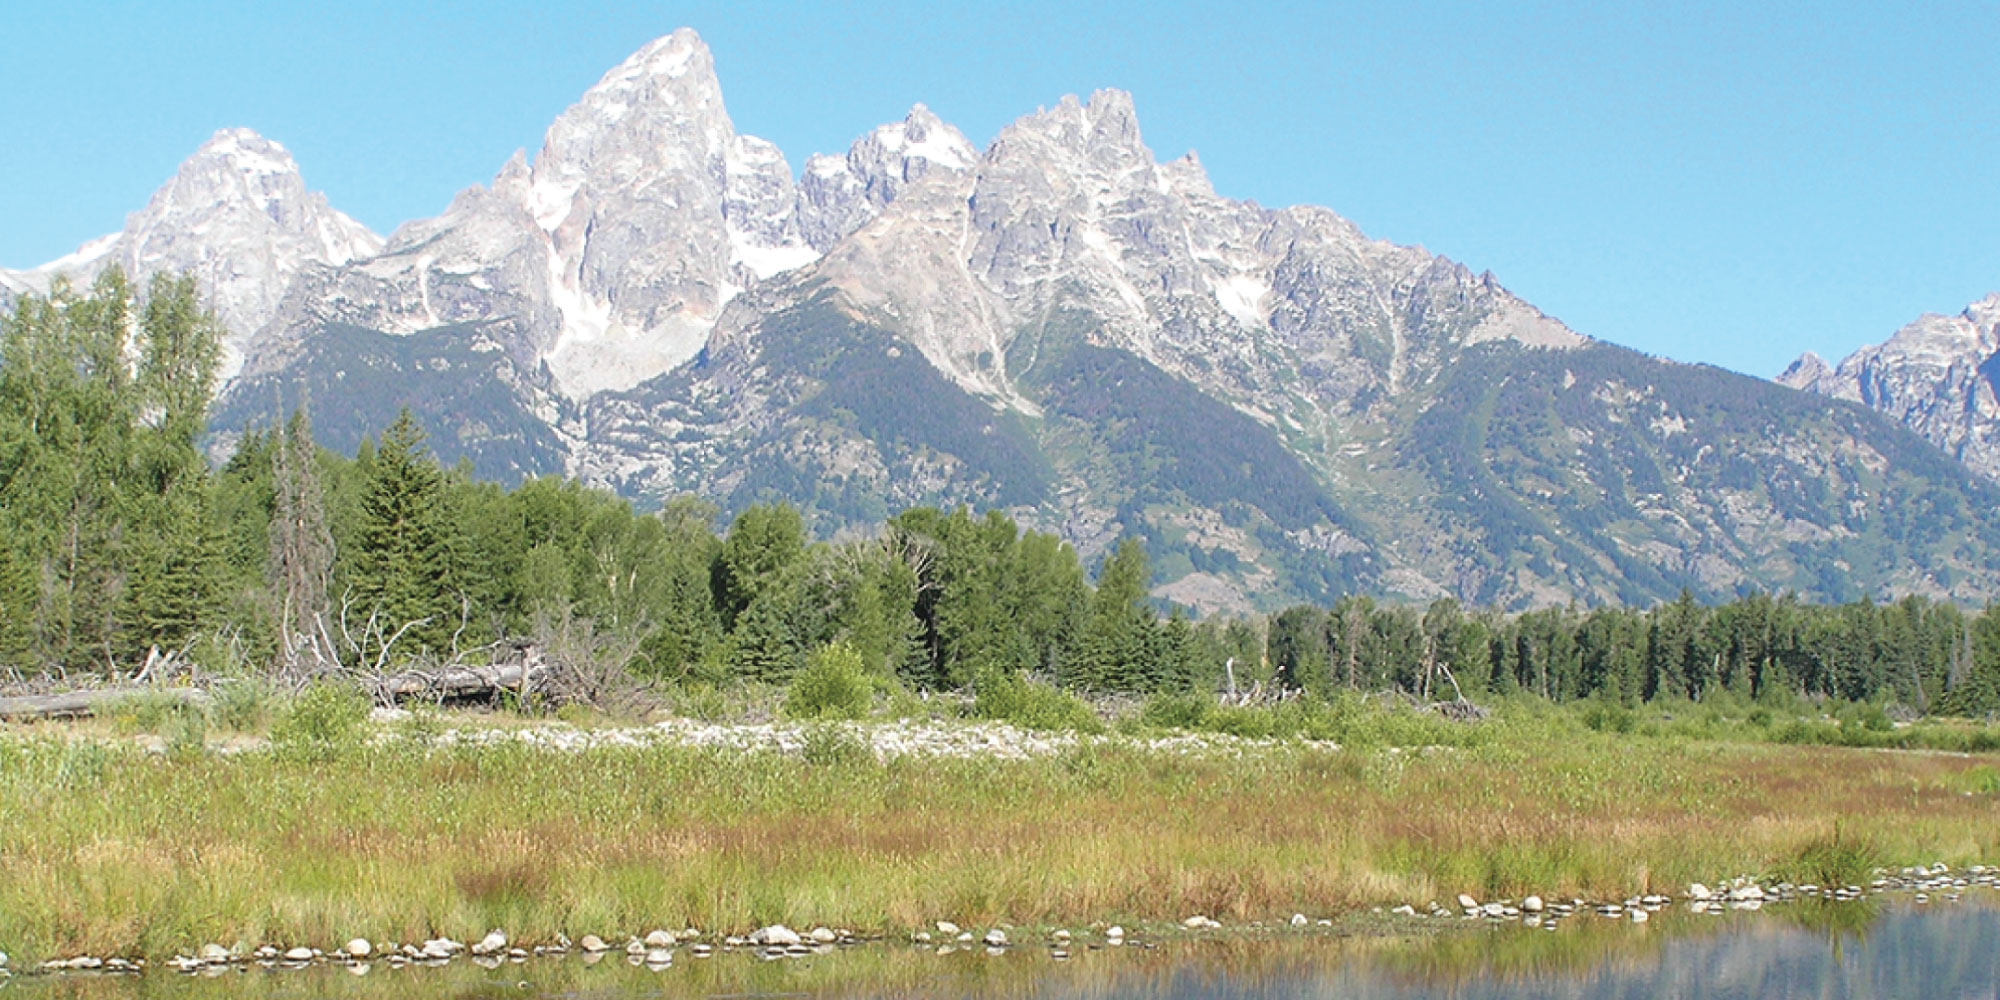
[0,707,1994,962]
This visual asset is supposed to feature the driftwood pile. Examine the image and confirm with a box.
[0,654,546,721]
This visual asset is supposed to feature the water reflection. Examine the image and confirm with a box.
[5,897,1995,1000]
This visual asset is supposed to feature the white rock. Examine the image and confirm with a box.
[1390,905,1417,917]
[809,927,837,944]
[283,947,313,962]
[1105,925,1126,942]
[1457,894,1479,910]
[472,931,507,956]
[579,935,608,952]
[1290,912,1309,926]
[935,921,960,936]
[198,943,230,963]
[982,929,1008,947]
[752,925,802,947]
[1688,882,1713,900]
[643,930,675,948]
[344,939,371,958]
[1522,895,1544,913]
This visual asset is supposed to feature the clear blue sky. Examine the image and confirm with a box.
[6,1,1997,376]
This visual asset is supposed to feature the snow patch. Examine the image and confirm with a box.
[1209,272,1270,328]
[728,228,819,280]
[28,232,120,276]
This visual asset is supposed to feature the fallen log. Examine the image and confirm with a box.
[0,687,211,720]
[376,662,539,701]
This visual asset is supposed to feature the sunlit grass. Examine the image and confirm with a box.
[0,701,1996,962]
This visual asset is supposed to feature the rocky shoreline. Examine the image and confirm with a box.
[7,865,1994,981]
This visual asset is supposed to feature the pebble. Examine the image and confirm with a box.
[283,947,313,962]
[472,930,507,956]
[936,921,961,936]
[810,926,838,944]
[198,943,230,963]
[579,935,608,952]
[345,938,372,959]
[1457,893,1479,911]
[644,929,676,948]
[983,929,1009,947]
[1522,895,1545,913]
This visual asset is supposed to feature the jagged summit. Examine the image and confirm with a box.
[1782,293,2000,479]
[2,126,382,379]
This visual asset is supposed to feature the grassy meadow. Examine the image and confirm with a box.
[0,690,1997,963]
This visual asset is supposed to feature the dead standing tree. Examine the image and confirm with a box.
[269,402,335,681]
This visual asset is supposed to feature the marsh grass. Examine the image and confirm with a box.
[0,703,1995,963]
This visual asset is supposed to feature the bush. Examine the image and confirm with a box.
[971,668,1102,733]
[210,676,277,732]
[799,723,872,766]
[1139,692,1213,730]
[786,642,874,720]
[269,682,370,763]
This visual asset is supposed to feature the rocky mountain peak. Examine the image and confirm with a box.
[1776,351,1841,395]
[3,126,384,381]
[795,103,978,251]
[1784,292,2000,480]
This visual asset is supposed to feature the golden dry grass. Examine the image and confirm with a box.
[0,722,1994,961]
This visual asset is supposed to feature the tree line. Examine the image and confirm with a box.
[3,271,1997,716]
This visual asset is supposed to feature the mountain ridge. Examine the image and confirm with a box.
[9,27,2000,613]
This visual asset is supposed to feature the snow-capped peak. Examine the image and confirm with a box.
[868,104,977,171]
[597,27,708,91]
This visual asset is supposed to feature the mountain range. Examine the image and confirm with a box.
[8,27,2000,614]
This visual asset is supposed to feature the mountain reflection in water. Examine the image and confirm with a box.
[7,898,1995,1000]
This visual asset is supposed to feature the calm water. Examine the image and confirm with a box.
[5,897,1996,1000]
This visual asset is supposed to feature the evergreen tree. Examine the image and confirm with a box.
[349,410,460,660]
[1069,538,1161,691]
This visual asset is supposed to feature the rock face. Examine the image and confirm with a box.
[13,28,2000,610]
[1780,294,2000,482]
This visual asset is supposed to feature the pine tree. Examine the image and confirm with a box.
[350,410,459,661]
[1068,539,1160,692]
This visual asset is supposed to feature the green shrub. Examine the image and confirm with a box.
[269,682,370,763]
[1139,692,1213,730]
[786,642,874,720]
[799,723,872,766]
[209,676,277,732]
[972,668,1102,733]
